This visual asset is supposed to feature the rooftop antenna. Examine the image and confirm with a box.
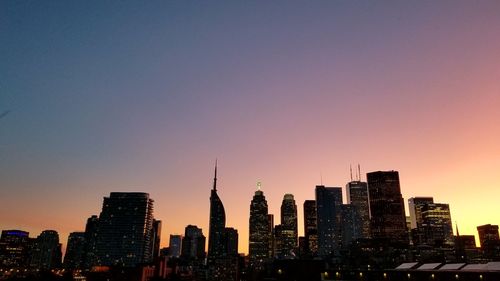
[350,165,353,181]
[455,221,460,236]
[257,181,262,191]
[358,164,361,181]
[212,159,218,191]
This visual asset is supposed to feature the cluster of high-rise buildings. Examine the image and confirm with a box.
[1,166,500,281]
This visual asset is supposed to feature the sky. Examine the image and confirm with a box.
[1,1,500,255]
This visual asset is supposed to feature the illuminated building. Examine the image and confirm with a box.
[0,230,30,268]
[316,185,342,256]
[30,230,62,270]
[346,179,371,239]
[303,200,318,255]
[367,171,408,246]
[64,232,85,269]
[82,215,99,269]
[249,186,270,267]
[95,192,155,267]
[279,194,298,258]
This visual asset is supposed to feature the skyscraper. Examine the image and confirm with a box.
[151,219,162,259]
[279,194,298,258]
[181,225,206,260]
[367,171,408,246]
[208,161,226,263]
[408,197,434,229]
[341,204,363,247]
[346,180,371,239]
[0,230,30,268]
[477,224,500,248]
[82,215,99,269]
[64,232,86,270]
[315,186,342,256]
[30,230,62,270]
[168,235,182,258]
[303,200,318,255]
[95,192,155,267]
[408,197,453,247]
[249,187,270,266]
[222,227,239,256]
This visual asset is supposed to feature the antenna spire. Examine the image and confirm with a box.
[350,165,353,181]
[213,159,218,191]
[358,164,361,181]
[455,221,460,237]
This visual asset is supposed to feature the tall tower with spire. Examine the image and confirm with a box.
[249,182,270,268]
[207,160,226,263]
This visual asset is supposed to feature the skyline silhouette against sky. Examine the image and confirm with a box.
[1,1,500,253]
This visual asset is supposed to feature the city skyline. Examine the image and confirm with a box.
[2,0,500,257]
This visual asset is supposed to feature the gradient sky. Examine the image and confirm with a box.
[1,1,500,254]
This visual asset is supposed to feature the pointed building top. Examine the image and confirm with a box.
[213,159,218,191]
[257,181,261,191]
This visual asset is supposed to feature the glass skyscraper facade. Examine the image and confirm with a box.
[315,186,342,256]
[95,192,155,267]
[367,171,408,246]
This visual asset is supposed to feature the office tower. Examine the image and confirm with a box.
[420,203,454,247]
[408,197,434,229]
[249,188,270,266]
[274,224,284,257]
[341,204,363,247]
[408,198,453,247]
[151,220,162,259]
[477,224,500,248]
[181,225,206,260]
[0,230,30,268]
[168,235,182,257]
[30,230,62,270]
[64,232,86,270]
[268,214,275,258]
[208,162,226,263]
[95,192,155,267]
[303,200,318,255]
[367,171,408,245]
[280,194,298,258]
[477,224,500,259]
[223,227,239,256]
[315,185,342,256]
[346,180,371,239]
[82,215,99,269]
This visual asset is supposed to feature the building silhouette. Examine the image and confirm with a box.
[408,197,454,247]
[208,162,226,263]
[279,194,298,258]
[268,214,275,258]
[151,219,162,259]
[30,230,62,270]
[315,185,342,256]
[367,171,408,246]
[222,227,239,256]
[477,224,500,248]
[181,225,206,260]
[82,215,99,269]
[303,200,318,256]
[249,187,270,267]
[95,192,155,267]
[168,234,182,257]
[346,180,371,239]
[64,232,85,270]
[341,204,363,247]
[477,224,500,260]
[0,230,30,268]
